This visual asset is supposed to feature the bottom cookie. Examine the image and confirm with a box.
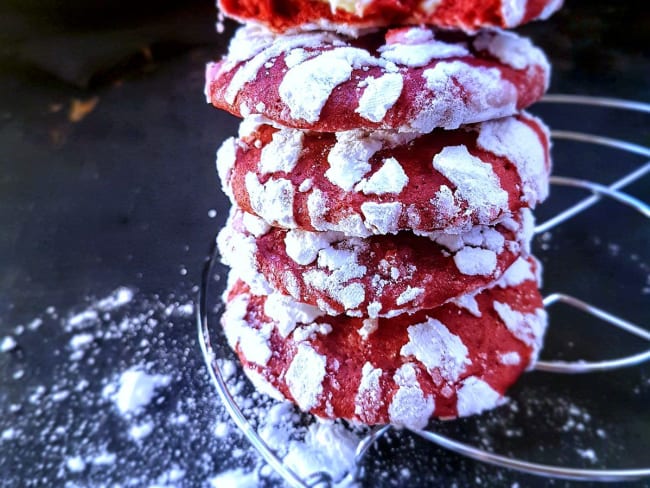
[221,257,547,430]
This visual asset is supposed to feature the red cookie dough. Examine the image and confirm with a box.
[221,256,547,428]
[217,112,550,236]
[217,207,533,317]
[205,26,550,132]
[218,0,563,34]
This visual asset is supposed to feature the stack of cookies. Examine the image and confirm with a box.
[205,0,559,430]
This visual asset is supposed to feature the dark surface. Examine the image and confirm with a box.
[1,0,649,486]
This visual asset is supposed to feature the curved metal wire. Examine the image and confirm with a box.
[537,293,650,373]
[548,175,650,217]
[411,429,650,482]
[199,94,650,485]
[541,94,650,114]
[197,239,311,488]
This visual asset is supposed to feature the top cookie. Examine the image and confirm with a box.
[205,26,550,132]
[217,0,563,34]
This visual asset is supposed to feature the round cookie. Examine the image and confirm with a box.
[218,112,551,237]
[205,26,550,132]
[218,0,563,34]
[217,207,533,317]
[221,256,547,428]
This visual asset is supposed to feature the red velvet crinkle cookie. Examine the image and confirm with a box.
[217,207,534,317]
[205,26,550,132]
[221,256,547,428]
[217,112,550,236]
[218,0,563,34]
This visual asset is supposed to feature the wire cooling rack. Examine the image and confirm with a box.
[197,95,650,487]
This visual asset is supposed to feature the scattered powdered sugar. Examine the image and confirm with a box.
[1,335,17,352]
[129,421,154,441]
[95,287,135,311]
[210,467,259,487]
[65,456,86,473]
[576,448,598,463]
[0,284,284,486]
[283,421,359,484]
[0,275,634,487]
[103,366,171,416]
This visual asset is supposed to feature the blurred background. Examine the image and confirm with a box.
[0,0,647,91]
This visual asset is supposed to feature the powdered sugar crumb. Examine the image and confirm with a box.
[1,336,17,352]
[105,366,171,416]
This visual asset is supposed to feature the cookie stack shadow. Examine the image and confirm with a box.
[205,3,559,430]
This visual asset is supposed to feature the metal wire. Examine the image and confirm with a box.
[198,94,650,485]
[541,94,650,114]
[197,242,311,488]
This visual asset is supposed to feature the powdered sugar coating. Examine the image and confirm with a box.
[279,47,396,123]
[219,208,528,317]
[356,157,409,195]
[474,30,550,81]
[355,73,403,122]
[217,0,564,34]
[325,131,382,191]
[285,343,327,410]
[354,362,383,423]
[206,26,549,132]
[388,364,435,429]
[456,377,502,417]
[215,137,237,200]
[400,318,470,382]
[476,113,551,204]
[259,129,304,175]
[432,145,508,223]
[493,302,547,365]
[453,247,497,276]
[416,61,517,131]
[263,293,324,338]
[379,28,469,67]
[221,113,550,236]
[244,174,296,228]
[360,202,403,234]
[222,256,547,426]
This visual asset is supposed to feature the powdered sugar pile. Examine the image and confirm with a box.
[0,284,388,486]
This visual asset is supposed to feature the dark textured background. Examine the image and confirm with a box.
[1,0,648,486]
